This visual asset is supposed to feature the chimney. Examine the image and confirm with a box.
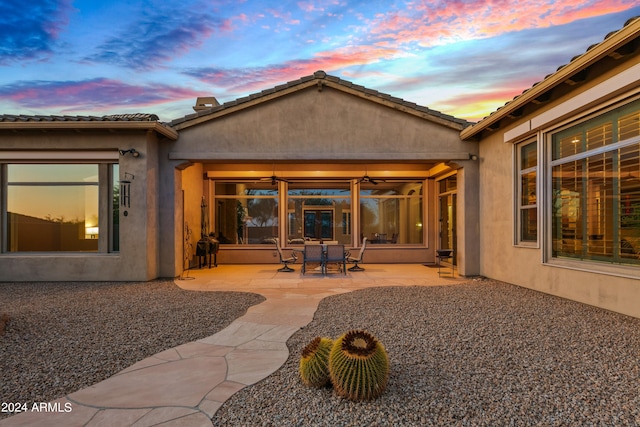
[193,96,220,112]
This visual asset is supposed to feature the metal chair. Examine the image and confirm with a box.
[325,244,346,275]
[346,237,368,271]
[274,238,297,272]
[436,249,454,277]
[302,244,324,275]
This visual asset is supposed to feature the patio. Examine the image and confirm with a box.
[177,262,462,292]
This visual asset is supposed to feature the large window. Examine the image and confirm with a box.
[6,163,119,252]
[551,100,640,265]
[211,178,425,246]
[287,182,351,244]
[214,181,278,244]
[517,140,537,244]
[360,181,423,244]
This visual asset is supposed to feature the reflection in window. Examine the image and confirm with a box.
[517,141,537,243]
[287,182,351,244]
[551,100,640,265]
[112,164,120,252]
[360,181,423,244]
[7,164,100,252]
[214,182,278,244]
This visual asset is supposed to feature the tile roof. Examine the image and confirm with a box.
[461,15,640,139]
[0,113,178,139]
[0,113,160,122]
[169,70,471,128]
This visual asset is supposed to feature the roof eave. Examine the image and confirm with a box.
[460,17,640,141]
[0,121,178,140]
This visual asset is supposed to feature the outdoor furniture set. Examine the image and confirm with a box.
[274,238,368,274]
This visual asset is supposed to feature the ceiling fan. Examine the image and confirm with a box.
[357,174,382,185]
[260,175,289,185]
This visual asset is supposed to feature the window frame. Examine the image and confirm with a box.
[213,180,280,245]
[359,180,425,245]
[544,97,640,272]
[2,159,120,254]
[515,139,539,247]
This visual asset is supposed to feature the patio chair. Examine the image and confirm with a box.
[325,244,346,275]
[436,249,454,277]
[274,238,297,272]
[302,244,324,275]
[346,237,367,271]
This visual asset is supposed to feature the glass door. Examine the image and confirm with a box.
[438,175,457,265]
[304,209,334,240]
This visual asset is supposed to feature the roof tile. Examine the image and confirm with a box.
[0,113,160,123]
[169,70,470,127]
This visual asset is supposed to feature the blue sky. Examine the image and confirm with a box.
[1,0,639,122]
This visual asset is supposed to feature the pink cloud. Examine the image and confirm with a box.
[187,44,400,94]
[266,8,301,25]
[366,0,637,47]
[0,79,202,110]
[298,1,323,13]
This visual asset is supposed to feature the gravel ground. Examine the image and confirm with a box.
[214,279,640,427]
[0,279,264,419]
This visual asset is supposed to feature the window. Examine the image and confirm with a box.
[517,140,537,244]
[360,181,423,244]
[214,181,278,244]
[6,163,119,252]
[550,100,640,265]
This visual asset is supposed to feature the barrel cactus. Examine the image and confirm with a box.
[328,329,389,401]
[299,336,334,388]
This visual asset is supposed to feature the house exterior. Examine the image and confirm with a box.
[1,17,638,318]
[461,16,640,318]
[0,72,479,282]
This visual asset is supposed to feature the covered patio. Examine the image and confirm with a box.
[162,71,480,279]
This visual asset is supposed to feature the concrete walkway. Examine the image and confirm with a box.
[1,264,464,427]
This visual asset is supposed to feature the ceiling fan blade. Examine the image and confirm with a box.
[260,175,289,185]
[359,175,379,185]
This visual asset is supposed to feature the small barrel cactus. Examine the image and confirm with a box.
[328,329,389,401]
[299,336,334,388]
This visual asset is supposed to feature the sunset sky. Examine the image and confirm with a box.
[1,1,639,123]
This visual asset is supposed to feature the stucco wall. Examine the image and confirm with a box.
[0,130,158,282]
[181,163,205,270]
[479,125,640,317]
[478,58,640,318]
[172,85,471,162]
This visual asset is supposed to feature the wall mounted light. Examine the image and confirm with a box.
[119,148,140,157]
[469,154,479,161]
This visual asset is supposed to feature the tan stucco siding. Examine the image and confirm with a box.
[171,86,469,161]
[0,130,158,282]
[477,56,640,318]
